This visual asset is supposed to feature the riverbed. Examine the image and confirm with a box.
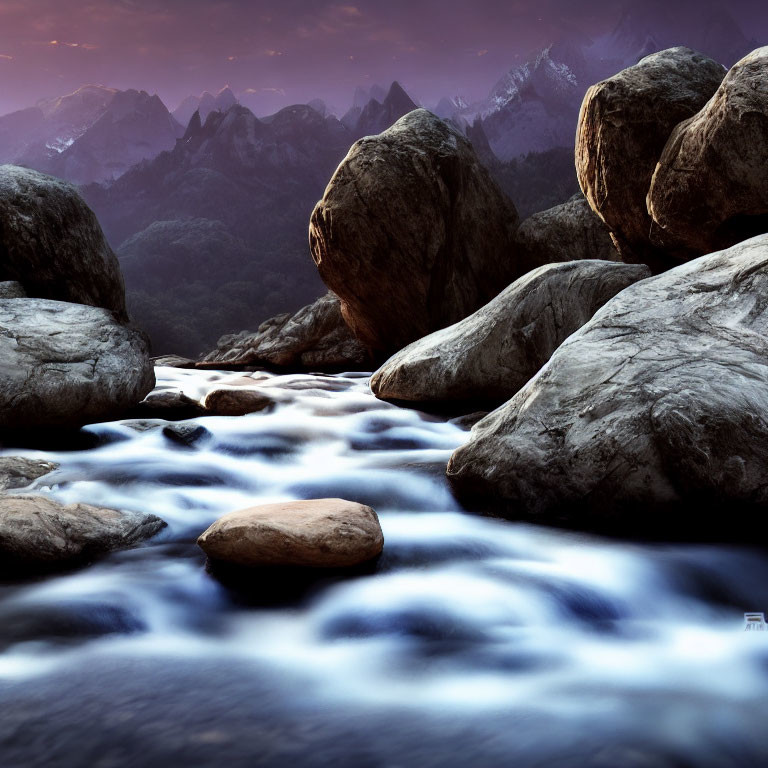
[1,367,767,767]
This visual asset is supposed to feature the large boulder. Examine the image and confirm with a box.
[514,194,620,268]
[648,47,768,256]
[576,48,725,269]
[309,109,520,354]
[0,165,127,318]
[0,298,154,428]
[198,498,384,569]
[0,495,165,572]
[202,292,373,371]
[447,235,768,538]
[371,260,649,407]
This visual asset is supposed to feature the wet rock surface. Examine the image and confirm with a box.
[371,260,649,407]
[0,298,155,428]
[198,498,384,569]
[448,235,768,537]
[0,495,165,572]
[0,457,59,492]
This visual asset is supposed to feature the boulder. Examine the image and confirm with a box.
[0,298,154,428]
[0,165,127,318]
[198,498,384,568]
[0,495,165,571]
[0,457,59,492]
[447,235,768,538]
[515,194,620,267]
[648,47,768,256]
[371,261,649,407]
[128,390,206,421]
[202,292,373,371]
[202,388,276,417]
[576,48,725,269]
[0,281,25,299]
[309,109,520,354]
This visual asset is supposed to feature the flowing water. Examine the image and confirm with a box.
[1,368,768,767]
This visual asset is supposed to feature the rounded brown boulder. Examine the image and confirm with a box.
[197,498,384,569]
[576,48,725,270]
[648,47,768,256]
[309,109,520,355]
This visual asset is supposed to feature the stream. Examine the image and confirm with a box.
[1,367,767,767]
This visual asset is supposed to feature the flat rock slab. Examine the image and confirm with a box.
[0,297,154,428]
[0,457,59,492]
[198,498,384,568]
[371,260,650,407]
[0,495,165,571]
[447,234,768,539]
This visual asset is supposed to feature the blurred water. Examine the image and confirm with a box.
[1,367,767,767]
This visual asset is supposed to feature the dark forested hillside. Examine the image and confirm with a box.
[81,103,355,354]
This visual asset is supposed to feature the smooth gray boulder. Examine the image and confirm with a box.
[576,48,725,269]
[447,235,768,537]
[0,298,154,428]
[515,195,620,268]
[371,260,650,406]
[648,47,768,256]
[309,109,520,355]
[202,292,373,371]
[0,495,165,571]
[0,165,127,318]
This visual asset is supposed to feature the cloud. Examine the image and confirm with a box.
[49,39,98,49]
[0,54,13,60]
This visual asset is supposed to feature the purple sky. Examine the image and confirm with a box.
[0,0,764,117]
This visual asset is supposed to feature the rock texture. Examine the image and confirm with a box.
[0,298,154,428]
[198,498,384,568]
[0,281,25,299]
[0,495,165,571]
[648,47,768,256]
[447,235,768,537]
[309,109,520,354]
[202,292,373,371]
[202,388,276,417]
[515,194,620,268]
[0,457,59,492]
[576,48,725,269]
[371,260,649,406]
[0,165,127,318]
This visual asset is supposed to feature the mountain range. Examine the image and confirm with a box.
[0,0,754,353]
[0,85,184,184]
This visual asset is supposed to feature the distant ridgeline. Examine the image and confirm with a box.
[0,0,754,355]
